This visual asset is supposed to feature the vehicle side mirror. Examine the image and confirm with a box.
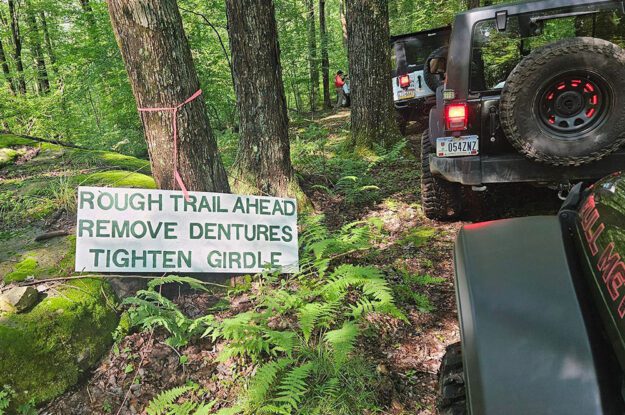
[428,57,447,75]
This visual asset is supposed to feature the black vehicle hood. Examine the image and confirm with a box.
[455,216,606,414]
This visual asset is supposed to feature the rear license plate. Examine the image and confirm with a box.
[398,90,416,100]
[437,135,479,157]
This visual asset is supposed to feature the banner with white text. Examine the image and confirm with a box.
[75,187,298,273]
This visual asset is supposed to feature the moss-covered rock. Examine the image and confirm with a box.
[0,279,119,407]
[0,148,19,167]
[0,135,35,148]
[77,170,156,189]
[3,257,38,283]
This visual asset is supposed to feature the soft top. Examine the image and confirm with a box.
[390,25,450,44]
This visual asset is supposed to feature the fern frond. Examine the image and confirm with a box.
[298,302,323,343]
[270,361,316,411]
[147,275,209,292]
[247,358,293,405]
[324,322,359,366]
[146,384,198,415]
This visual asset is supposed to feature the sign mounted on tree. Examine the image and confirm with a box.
[75,187,298,274]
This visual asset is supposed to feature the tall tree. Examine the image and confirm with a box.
[108,0,230,193]
[225,0,305,202]
[306,0,319,112]
[345,0,399,148]
[319,0,331,109]
[339,0,348,46]
[39,11,56,67]
[25,3,50,94]
[8,0,26,95]
[0,34,14,93]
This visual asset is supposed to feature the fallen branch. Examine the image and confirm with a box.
[14,133,94,150]
[34,230,70,242]
[18,274,229,289]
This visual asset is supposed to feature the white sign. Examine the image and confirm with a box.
[75,187,298,274]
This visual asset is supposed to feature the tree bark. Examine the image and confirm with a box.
[306,0,319,113]
[39,11,56,67]
[0,34,14,93]
[225,0,305,203]
[8,0,26,95]
[25,3,50,94]
[345,0,399,148]
[319,0,331,109]
[108,0,230,194]
[339,0,348,47]
[466,0,481,9]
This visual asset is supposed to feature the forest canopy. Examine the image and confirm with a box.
[0,0,470,159]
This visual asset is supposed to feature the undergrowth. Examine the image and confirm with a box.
[124,215,413,414]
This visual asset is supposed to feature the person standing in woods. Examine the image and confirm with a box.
[107,0,230,194]
[335,70,346,107]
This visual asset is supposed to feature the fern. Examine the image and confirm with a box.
[270,362,316,412]
[145,385,198,415]
[125,216,402,415]
[324,322,359,366]
[146,384,216,415]
[247,358,293,405]
[123,277,219,347]
[147,275,210,292]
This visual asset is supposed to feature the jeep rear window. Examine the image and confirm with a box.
[393,33,448,73]
[470,6,625,92]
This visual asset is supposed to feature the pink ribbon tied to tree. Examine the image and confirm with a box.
[138,89,203,202]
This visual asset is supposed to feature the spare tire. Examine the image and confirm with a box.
[424,46,448,92]
[500,37,625,166]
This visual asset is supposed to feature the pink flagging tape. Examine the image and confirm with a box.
[138,89,203,201]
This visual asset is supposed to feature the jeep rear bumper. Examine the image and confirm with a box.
[430,149,625,186]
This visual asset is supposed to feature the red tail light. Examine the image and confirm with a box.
[446,103,468,131]
[399,75,411,88]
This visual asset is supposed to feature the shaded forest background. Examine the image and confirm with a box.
[0,0,472,159]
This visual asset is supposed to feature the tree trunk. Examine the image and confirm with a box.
[319,0,331,109]
[39,11,56,67]
[306,0,319,113]
[0,35,14,94]
[108,0,230,194]
[8,0,26,95]
[345,0,399,148]
[225,0,306,204]
[466,0,481,9]
[25,4,50,94]
[339,0,348,47]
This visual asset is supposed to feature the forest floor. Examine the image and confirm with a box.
[2,110,562,415]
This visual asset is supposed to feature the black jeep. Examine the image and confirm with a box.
[391,26,451,134]
[439,172,625,414]
[423,0,625,220]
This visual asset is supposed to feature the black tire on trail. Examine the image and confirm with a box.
[421,129,462,220]
[424,46,448,92]
[500,37,625,166]
[438,342,467,415]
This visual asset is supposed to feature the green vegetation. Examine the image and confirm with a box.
[0,279,119,407]
[130,215,411,414]
[4,257,38,283]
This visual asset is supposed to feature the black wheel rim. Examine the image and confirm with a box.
[536,73,610,138]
